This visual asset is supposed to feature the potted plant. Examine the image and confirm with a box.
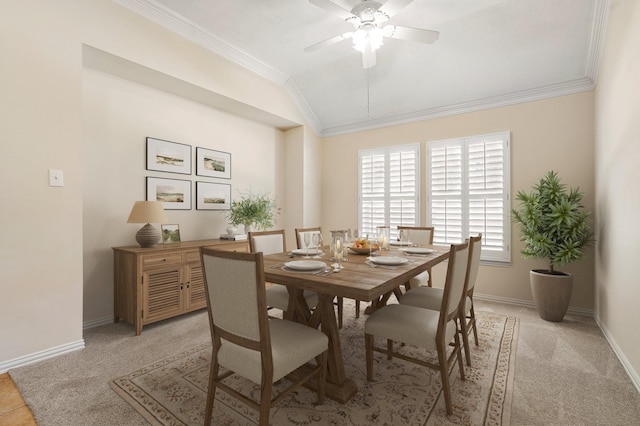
[226,190,280,234]
[512,171,593,321]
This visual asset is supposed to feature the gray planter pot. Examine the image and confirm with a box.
[530,269,573,322]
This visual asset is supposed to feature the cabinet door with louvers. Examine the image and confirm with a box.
[142,265,184,324]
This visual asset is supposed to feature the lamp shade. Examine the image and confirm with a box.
[127,201,168,224]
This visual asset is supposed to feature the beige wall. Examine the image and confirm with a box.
[322,92,596,310]
[595,0,640,388]
[82,68,287,324]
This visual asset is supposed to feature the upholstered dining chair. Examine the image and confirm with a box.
[294,226,347,328]
[397,226,435,288]
[249,229,319,320]
[200,248,328,426]
[399,234,482,366]
[364,240,470,415]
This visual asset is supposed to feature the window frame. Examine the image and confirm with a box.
[426,131,511,264]
[358,143,420,241]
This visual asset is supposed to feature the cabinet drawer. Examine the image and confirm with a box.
[142,252,184,267]
[185,249,201,263]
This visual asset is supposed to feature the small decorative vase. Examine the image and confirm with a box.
[244,223,252,234]
[226,226,239,236]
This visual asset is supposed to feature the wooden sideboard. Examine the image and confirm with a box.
[113,239,249,335]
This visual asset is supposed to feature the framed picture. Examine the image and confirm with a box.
[161,224,181,245]
[196,147,231,179]
[146,137,192,175]
[196,181,231,210]
[146,177,191,210]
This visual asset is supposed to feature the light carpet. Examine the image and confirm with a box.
[110,310,518,425]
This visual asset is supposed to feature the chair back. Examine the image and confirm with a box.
[397,226,434,246]
[466,234,482,294]
[200,248,268,343]
[295,227,322,249]
[440,241,470,322]
[249,229,286,255]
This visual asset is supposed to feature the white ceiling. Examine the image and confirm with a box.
[115,0,608,136]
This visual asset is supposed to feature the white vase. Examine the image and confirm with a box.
[226,226,239,236]
[244,224,252,234]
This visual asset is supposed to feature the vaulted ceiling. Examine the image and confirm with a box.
[116,0,607,136]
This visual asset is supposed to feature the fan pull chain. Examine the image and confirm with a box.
[366,68,371,117]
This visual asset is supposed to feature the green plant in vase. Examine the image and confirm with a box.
[511,170,593,321]
[226,190,280,233]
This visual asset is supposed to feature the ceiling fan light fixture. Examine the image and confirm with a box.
[352,25,384,52]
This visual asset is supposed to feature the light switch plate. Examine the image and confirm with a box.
[49,169,64,187]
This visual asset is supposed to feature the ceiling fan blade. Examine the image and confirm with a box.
[362,48,376,69]
[309,0,354,20]
[383,25,439,44]
[378,0,415,18]
[304,32,353,52]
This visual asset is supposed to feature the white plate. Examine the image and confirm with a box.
[400,247,435,255]
[284,260,327,271]
[367,256,409,266]
[292,248,322,256]
[390,241,413,246]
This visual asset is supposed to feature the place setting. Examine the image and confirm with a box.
[280,259,332,276]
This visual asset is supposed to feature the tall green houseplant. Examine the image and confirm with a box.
[226,190,279,232]
[511,171,593,321]
[512,171,593,272]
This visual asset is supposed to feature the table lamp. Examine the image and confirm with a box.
[127,201,168,247]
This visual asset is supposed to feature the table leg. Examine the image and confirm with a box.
[315,294,357,403]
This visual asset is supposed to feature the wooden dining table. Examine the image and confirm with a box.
[263,244,449,403]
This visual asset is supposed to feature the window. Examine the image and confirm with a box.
[427,132,511,263]
[359,144,419,241]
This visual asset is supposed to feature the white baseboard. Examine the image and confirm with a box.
[83,315,114,330]
[473,293,595,317]
[594,315,640,394]
[0,339,85,374]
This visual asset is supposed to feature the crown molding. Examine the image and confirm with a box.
[113,0,289,86]
[319,77,596,137]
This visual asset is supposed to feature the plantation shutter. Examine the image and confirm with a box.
[359,144,419,240]
[427,132,510,263]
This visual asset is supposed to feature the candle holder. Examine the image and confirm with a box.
[377,226,390,250]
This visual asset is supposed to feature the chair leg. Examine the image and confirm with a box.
[204,353,218,426]
[469,305,479,345]
[459,313,472,367]
[259,381,272,426]
[455,332,466,381]
[365,333,374,381]
[437,343,453,415]
[355,299,360,318]
[387,339,393,360]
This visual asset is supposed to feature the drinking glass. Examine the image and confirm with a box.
[303,233,311,258]
[312,233,323,258]
[399,229,411,246]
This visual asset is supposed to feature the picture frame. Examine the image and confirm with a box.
[196,147,231,179]
[146,177,191,210]
[196,181,231,210]
[161,224,181,245]
[146,137,192,175]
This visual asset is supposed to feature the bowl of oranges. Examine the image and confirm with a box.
[349,238,380,254]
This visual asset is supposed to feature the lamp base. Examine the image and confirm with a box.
[136,223,161,248]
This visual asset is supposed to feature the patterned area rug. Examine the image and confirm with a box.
[110,305,518,425]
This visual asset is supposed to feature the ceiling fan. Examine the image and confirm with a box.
[306,0,439,69]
